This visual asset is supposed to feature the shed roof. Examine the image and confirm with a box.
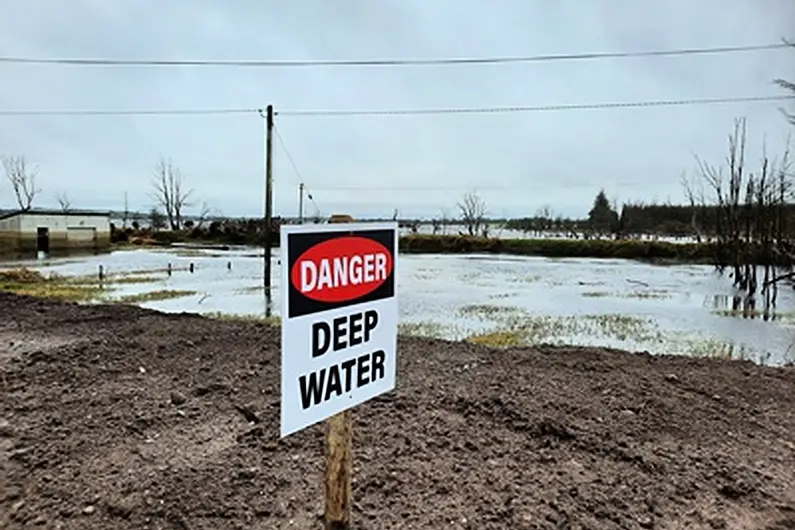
[0,208,112,221]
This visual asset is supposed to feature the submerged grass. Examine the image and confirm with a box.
[0,268,104,302]
[204,312,282,326]
[0,280,104,302]
[201,314,453,338]
[68,274,161,286]
[398,321,453,339]
[116,289,197,304]
[712,309,795,321]
[0,267,170,303]
[582,290,672,300]
[456,302,664,347]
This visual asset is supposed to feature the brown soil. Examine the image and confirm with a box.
[1,292,794,530]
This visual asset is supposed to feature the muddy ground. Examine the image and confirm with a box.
[1,292,794,530]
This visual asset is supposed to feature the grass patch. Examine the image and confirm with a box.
[624,290,672,300]
[0,268,106,302]
[200,315,452,338]
[488,292,518,299]
[582,314,659,342]
[234,285,266,295]
[116,289,196,304]
[582,290,672,300]
[0,280,104,302]
[398,321,451,339]
[459,304,664,346]
[682,337,747,361]
[458,304,523,318]
[507,274,543,284]
[467,330,523,347]
[67,274,161,286]
[712,309,795,321]
[400,234,714,263]
[204,312,281,325]
[112,265,190,276]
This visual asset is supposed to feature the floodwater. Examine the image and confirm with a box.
[2,247,793,366]
[399,222,701,243]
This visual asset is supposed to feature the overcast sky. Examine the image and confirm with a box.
[0,0,793,220]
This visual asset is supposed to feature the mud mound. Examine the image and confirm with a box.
[1,291,794,529]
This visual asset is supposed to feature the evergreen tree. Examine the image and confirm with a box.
[588,190,619,234]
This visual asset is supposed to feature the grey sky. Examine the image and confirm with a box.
[0,0,793,220]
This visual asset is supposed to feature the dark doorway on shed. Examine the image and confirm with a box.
[36,227,50,254]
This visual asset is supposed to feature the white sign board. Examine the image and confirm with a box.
[280,222,398,438]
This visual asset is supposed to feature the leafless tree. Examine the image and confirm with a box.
[439,207,451,235]
[195,201,212,228]
[2,155,40,211]
[680,171,706,242]
[150,157,193,230]
[458,191,487,237]
[695,117,795,314]
[54,191,71,212]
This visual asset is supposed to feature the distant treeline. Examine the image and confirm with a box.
[112,217,283,246]
[506,202,795,239]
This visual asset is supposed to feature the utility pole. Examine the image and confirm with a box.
[123,192,129,228]
[298,183,304,224]
[263,105,274,317]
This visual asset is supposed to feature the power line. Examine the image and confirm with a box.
[300,184,641,192]
[279,95,795,116]
[1,94,792,118]
[273,126,321,213]
[0,43,788,68]
[0,108,257,116]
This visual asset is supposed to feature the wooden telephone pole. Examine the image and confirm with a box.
[298,183,305,224]
[263,105,274,316]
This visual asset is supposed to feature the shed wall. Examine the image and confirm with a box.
[0,213,111,254]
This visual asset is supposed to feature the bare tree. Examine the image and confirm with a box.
[2,155,40,211]
[457,191,487,237]
[680,171,707,242]
[695,118,795,315]
[195,201,212,228]
[54,191,71,212]
[150,157,193,230]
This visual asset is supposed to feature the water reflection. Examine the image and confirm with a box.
[708,294,781,321]
[0,248,111,263]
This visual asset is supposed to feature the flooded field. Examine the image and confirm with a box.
[400,222,701,243]
[2,247,793,366]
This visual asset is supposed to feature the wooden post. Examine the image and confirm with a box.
[298,182,305,224]
[263,105,274,317]
[325,410,353,529]
[325,213,353,530]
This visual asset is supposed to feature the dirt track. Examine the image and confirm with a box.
[1,292,794,530]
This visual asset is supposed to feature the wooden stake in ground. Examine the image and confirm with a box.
[325,410,353,529]
[325,213,354,530]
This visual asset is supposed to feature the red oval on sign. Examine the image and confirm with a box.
[291,236,393,303]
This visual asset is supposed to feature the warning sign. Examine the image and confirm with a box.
[279,222,398,437]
